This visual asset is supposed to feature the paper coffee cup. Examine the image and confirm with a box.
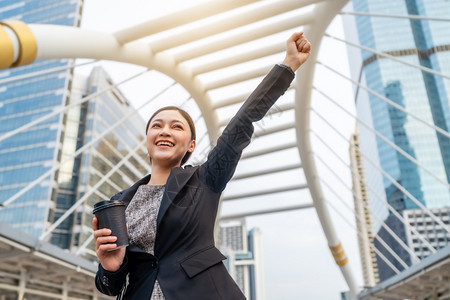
[93,200,129,251]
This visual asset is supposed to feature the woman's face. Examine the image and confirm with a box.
[146,110,195,168]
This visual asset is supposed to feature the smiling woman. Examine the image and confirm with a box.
[91,32,311,300]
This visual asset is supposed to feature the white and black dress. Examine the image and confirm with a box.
[125,184,166,300]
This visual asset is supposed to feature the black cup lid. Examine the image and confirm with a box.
[93,200,125,214]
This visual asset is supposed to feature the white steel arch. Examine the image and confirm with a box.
[0,0,359,298]
[295,1,358,297]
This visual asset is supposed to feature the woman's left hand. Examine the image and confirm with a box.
[282,32,312,72]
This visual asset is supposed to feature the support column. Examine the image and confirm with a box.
[62,280,68,300]
[17,269,26,300]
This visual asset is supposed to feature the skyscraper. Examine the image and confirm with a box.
[344,0,450,281]
[59,67,149,255]
[403,207,450,260]
[0,0,85,239]
[349,131,379,287]
[0,1,151,255]
[219,219,265,300]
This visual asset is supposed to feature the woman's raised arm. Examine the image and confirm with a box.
[199,32,311,193]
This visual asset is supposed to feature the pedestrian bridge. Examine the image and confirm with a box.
[0,0,449,299]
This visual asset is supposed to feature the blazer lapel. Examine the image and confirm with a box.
[156,166,198,227]
[115,167,198,227]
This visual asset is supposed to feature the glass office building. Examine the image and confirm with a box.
[220,220,265,300]
[0,49,149,254]
[0,1,84,239]
[66,67,148,256]
[0,1,148,254]
[345,0,450,281]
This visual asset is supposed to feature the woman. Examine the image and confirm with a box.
[93,32,311,300]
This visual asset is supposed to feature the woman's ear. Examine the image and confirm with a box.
[188,140,196,153]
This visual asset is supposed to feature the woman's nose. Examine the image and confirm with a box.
[159,125,171,136]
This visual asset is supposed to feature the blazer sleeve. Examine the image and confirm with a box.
[199,64,295,193]
[95,256,129,296]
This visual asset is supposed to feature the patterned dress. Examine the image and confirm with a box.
[125,184,166,300]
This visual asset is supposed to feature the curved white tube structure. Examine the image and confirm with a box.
[296,1,359,298]
[30,24,221,145]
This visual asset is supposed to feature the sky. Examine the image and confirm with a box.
[79,1,361,299]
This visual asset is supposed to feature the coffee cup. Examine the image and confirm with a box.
[93,200,129,251]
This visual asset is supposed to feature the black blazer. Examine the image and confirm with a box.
[95,64,295,300]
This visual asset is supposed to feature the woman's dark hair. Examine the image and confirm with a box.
[146,106,196,165]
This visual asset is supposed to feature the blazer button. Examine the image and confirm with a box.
[151,260,158,268]
[102,275,110,286]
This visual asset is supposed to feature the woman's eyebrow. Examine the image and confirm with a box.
[151,118,185,124]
